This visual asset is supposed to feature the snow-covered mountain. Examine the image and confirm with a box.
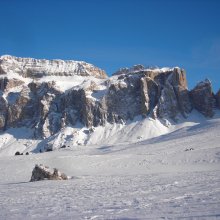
[0,55,220,153]
[1,55,220,219]
[0,55,107,78]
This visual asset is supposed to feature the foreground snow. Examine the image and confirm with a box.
[0,113,220,219]
[1,172,220,220]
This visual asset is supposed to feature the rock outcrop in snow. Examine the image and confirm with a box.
[0,55,219,141]
[30,164,68,181]
[190,79,216,117]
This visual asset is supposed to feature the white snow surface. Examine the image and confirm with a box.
[0,111,220,219]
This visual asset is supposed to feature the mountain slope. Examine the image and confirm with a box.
[0,114,219,219]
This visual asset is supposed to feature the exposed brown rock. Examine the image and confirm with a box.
[30,164,68,181]
[6,86,31,127]
[168,68,192,117]
[153,68,192,120]
[0,97,8,130]
[106,75,143,121]
[0,78,8,91]
[157,82,180,119]
[170,67,188,88]
[0,64,6,75]
[0,77,24,91]
[174,86,192,117]
[140,76,159,116]
[0,57,217,139]
[216,90,220,109]
[190,79,216,117]
[31,82,64,138]
[5,78,24,91]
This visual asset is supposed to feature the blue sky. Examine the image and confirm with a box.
[0,0,219,91]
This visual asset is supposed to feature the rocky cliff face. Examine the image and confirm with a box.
[216,90,220,109]
[0,55,219,139]
[190,79,216,117]
[0,55,107,79]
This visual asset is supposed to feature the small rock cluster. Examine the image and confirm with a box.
[15,151,29,156]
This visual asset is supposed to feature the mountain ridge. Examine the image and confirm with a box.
[0,55,219,152]
[0,55,107,79]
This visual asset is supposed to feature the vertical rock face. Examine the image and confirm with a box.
[106,74,143,121]
[150,68,192,120]
[7,87,32,127]
[216,90,220,109]
[30,82,64,138]
[0,78,30,130]
[0,55,108,136]
[190,79,216,117]
[166,68,192,118]
[157,82,180,119]
[0,62,6,75]
[0,97,8,130]
[0,78,8,91]
[0,55,218,139]
[140,76,159,116]
[0,77,24,91]
[105,67,193,122]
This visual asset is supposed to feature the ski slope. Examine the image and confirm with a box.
[0,112,220,219]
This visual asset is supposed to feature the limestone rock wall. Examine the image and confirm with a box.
[0,55,107,79]
[190,79,216,117]
[0,55,219,138]
[216,90,220,109]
